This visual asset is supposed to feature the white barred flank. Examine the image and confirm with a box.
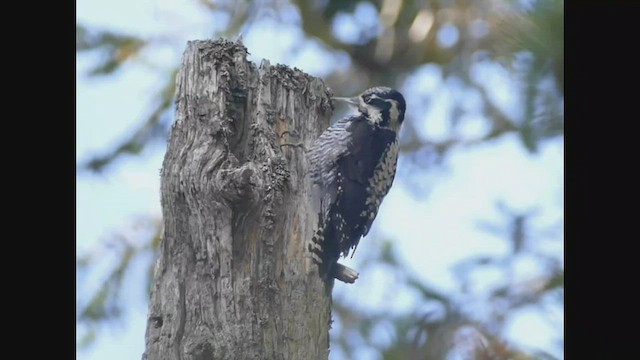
[361,140,399,236]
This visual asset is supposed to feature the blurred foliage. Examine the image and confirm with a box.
[331,201,563,359]
[76,25,147,76]
[77,0,563,357]
[77,0,563,173]
[76,218,161,349]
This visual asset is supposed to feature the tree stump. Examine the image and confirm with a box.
[143,38,334,360]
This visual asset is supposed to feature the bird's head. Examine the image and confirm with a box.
[333,87,406,133]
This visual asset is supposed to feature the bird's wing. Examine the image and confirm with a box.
[308,116,355,190]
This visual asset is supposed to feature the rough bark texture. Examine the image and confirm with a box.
[143,38,334,360]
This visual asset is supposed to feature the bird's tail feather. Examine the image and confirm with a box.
[309,197,341,281]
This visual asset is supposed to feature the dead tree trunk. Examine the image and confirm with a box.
[143,38,334,360]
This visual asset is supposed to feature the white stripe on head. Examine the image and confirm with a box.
[389,100,399,123]
[388,99,402,132]
[359,95,383,124]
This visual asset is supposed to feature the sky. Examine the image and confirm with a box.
[77,0,563,359]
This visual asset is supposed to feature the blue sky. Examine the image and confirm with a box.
[77,0,563,359]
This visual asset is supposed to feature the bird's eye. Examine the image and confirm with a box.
[364,95,378,104]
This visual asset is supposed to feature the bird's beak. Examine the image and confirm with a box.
[332,96,359,107]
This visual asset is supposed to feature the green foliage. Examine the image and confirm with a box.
[77,218,161,349]
[76,24,175,172]
[330,202,563,358]
[494,0,564,91]
[76,24,147,76]
[80,69,177,172]
[77,0,564,172]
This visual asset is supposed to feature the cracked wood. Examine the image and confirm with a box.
[142,38,335,360]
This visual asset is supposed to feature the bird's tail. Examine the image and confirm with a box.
[308,201,361,284]
[308,198,340,281]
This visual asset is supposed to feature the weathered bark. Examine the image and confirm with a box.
[143,38,335,360]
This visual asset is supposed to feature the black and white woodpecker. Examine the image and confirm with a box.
[308,86,406,284]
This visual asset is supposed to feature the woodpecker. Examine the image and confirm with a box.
[308,86,406,284]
